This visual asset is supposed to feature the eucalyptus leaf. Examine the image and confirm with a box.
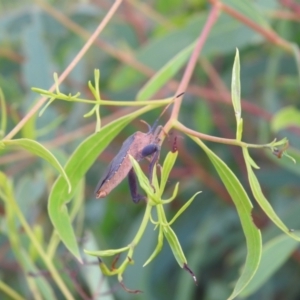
[164,226,187,267]
[243,148,300,242]
[3,139,71,192]
[143,227,164,266]
[189,135,262,300]
[231,49,243,141]
[160,151,178,195]
[231,48,241,119]
[240,234,299,297]
[48,104,165,261]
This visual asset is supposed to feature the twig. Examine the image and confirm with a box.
[4,0,124,140]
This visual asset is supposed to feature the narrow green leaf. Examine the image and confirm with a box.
[3,139,71,192]
[143,227,164,266]
[243,148,300,241]
[160,151,178,195]
[69,179,85,221]
[231,49,241,114]
[83,105,97,118]
[47,179,85,259]
[169,192,201,225]
[247,151,260,169]
[231,49,242,141]
[136,43,194,100]
[240,234,299,297]
[271,106,300,132]
[39,97,55,117]
[189,135,262,300]
[164,226,187,267]
[282,151,296,164]
[84,246,129,257]
[152,164,160,194]
[162,182,179,204]
[49,104,162,261]
[130,155,162,205]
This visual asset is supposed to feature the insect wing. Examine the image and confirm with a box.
[94,134,136,194]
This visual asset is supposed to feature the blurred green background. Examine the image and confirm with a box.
[1,0,300,299]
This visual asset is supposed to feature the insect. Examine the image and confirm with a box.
[95,93,183,203]
[94,119,162,203]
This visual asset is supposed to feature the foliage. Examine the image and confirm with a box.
[1,1,300,300]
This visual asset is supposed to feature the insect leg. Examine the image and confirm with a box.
[147,146,160,187]
[128,168,145,203]
[141,144,160,188]
[172,136,178,153]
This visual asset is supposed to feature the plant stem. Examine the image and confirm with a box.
[117,203,152,273]
[9,195,74,300]
[4,0,124,141]
[0,281,25,300]
[175,121,279,149]
[31,92,174,106]
[156,203,168,225]
[165,4,220,133]
[129,203,152,255]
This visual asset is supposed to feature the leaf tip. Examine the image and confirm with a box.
[183,263,198,285]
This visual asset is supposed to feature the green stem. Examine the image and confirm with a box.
[47,231,60,258]
[95,104,101,132]
[32,89,174,106]
[117,203,152,273]
[0,280,26,300]
[9,195,74,300]
[130,203,152,252]
[156,203,168,225]
[175,120,281,149]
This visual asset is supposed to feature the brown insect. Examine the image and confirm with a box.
[94,93,183,203]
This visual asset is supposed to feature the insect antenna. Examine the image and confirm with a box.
[139,119,151,131]
[148,92,184,133]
